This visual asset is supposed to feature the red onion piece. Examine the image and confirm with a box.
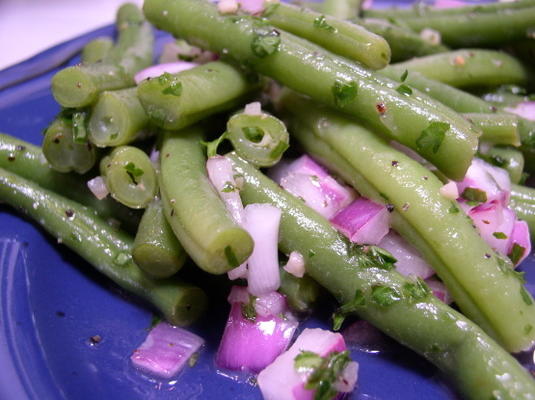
[130,322,204,379]
[87,176,109,200]
[238,0,266,14]
[426,277,453,304]
[378,231,435,279]
[244,101,262,116]
[216,286,298,373]
[469,201,516,256]
[218,0,240,14]
[457,158,511,205]
[134,62,198,84]
[439,181,459,200]
[283,251,306,278]
[244,204,281,296]
[505,102,535,122]
[258,328,355,400]
[255,291,288,318]
[509,220,531,266]
[331,198,390,245]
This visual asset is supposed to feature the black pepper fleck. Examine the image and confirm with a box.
[90,335,102,345]
[65,209,74,218]
[376,103,386,114]
[391,160,399,167]
[484,253,491,259]
[386,204,395,213]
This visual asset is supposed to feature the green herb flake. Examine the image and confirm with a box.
[371,285,402,307]
[461,187,488,204]
[313,15,337,33]
[269,140,289,160]
[242,126,264,143]
[162,80,183,97]
[448,203,460,214]
[332,80,358,107]
[241,295,257,321]
[396,84,413,96]
[200,132,228,158]
[221,181,237,193]
[400,70,409,82]
[251,29,281,58]
[489,154,507,168]
[403,278,431,301]
[492,232,508,240]
[294,351,323,373]
[366,246,397,270]
[158,72,172,85]
[308,249,316,258]
[224,245,239,268]
[303,350,352,400]
[416,121,450,154]
[332,289,366,331]
[509,243,527,265]
[525,324,533,335]
[520,286,533,306]
[124,162,144,185]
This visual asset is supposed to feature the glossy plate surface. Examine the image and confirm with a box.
[0,1,533,399]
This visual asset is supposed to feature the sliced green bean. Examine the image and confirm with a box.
[81,37,114,64]
[0,133,140,232]
[143,0,480,180]
[512,184,535,206]
[464,113,521,147]
[479,146,525,185]
[388,50,530,89]
[0,167,207,326]
[264,2,391,69]
[229,153,535,400]
[137,61,260,130]
[160,127,253,275]
[88,88,149,147]
[133,198,186,279]
[322,0,362,19]
[226,111,289,167]
[280,92,535,353]
[279,269,323,314]
[100,146,157,209]
[355,18,448,62]
[52,4,153,107]
[42,115,97,174]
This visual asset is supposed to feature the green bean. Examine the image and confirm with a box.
[355,18,448,62]
[0,133,140,232]
[228,153,535,400]
[0,167,207,326]
[143,0,480,180]
[279,269,323,314]
[322,0,362,19]
[42,115,97,174]
[479,146,525,185]
[264,2,391,69]
[137,62,260,130]
[464,113,521,147]
[388,50,530,89]
[100,146,157,209]
[482,92,527,108]
[280,92,535,353]
[133,198,187,279]
[52,4,153,108]
[88,88,149,147]
[159,126,253,275]
[512,184,535,206]
[226,110,289,167]
[509,200,535,238]
[81,37,114,64]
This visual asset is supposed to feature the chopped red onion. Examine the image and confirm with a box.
[216,286,298,373]
[258,328,356,400]
[379,231,435,279]
[509,220,531,266]
[457,158,511,205]
[273,156,356,219]
[244,101,262,116]
[218,0,239,14]
[439,181,459,200]
[505,102,535,122]
[426,277,453,304]
[331,198,390,245]
[333,361,359,393]
[238,0,266,14]
[130,322,204,379]
[134,62,198,84]
[87,176,109,200]
[469,201,516,256]
[283,251,306,278]
[228,264,248,280]
[244,204,282,296]
[255,291,288,318]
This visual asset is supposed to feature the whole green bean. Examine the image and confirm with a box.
[133,198,187,279]
[280,92,535,353]
[279,269,323,314]
[100,145,158,209]
[512,184,535,206]
[388,50,530,89]
[159,126,253,275]
[0,167,207,326]
[81,37,114,64]
[42,116,97,174]
[464,113,521,147]
[226,110,289,167]
[264,2,391,69]
[89,87,149,147]
[322,0,362,19]
[229,153,535,400]
[137,62,260,130]
[143,0,480,180]
[355,18,448,62]
[52,4,153,108]
[0,133,140,232]
[479,146,525,184]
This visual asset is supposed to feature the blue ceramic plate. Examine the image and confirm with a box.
[0,1,533,399]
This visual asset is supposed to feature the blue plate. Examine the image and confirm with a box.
[0,2,533,399]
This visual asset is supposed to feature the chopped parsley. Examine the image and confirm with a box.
[332,80,358,107]
[200,132,228,158]
[396,84,413,96]
[124,162,144,185]
[416,121,450,154]
[400,70,409,82]
[448,203,460,214]
[492,232,508,240]
[403,278,431,301]
[461,187,487,204]
[509,243,527,265]
[371,285,402,307]
[313,15,337,33]
[332,289,366,331]
[221,181,237,193]
[241,295,257,321]
[251,28,281,58]
[520,286,533,306]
